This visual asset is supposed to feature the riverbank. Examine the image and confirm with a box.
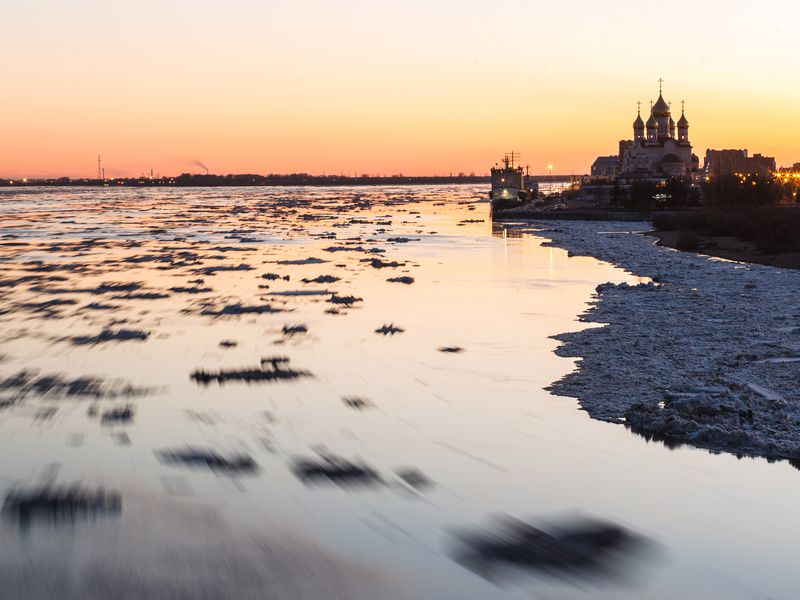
[494,207,660,221]
[650,208,800,270]
[649,229,800,270]
[527,220,800,465]
[497,206,800,269]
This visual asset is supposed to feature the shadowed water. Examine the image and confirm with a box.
[0,185,799,599]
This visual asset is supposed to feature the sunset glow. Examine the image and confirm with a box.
[2,0,798,177]
[4,3,800,595]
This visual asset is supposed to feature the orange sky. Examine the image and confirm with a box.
[2,0,798,178]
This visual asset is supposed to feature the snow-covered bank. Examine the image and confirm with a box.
[529,220,800,464]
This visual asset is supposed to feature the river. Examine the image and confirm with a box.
[0,185,797,599]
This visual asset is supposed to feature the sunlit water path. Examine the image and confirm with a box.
[0,185,797,599]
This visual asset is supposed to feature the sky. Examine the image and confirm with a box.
[1,0,798,178]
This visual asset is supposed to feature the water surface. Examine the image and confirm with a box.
[0,185,797,599]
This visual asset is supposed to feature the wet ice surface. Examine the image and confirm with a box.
[1,187,800,599]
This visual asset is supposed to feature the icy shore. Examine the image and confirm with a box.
[531,220,800,465]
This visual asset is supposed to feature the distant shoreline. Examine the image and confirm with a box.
[0,173,580,189]
[0,176,487,188]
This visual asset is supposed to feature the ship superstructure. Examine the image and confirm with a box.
[490,152,538,209]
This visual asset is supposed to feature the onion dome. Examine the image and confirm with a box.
[677,112,689,127]
[646,113,658,128]
[669,116,676,127]
[633,113,644,129]
[652,94,671,117]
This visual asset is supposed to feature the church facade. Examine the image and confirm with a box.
[618,85,701,181]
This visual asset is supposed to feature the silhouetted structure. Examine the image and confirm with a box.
[704,149,776,179]
[591,156,618,177]
[618,82,700,181]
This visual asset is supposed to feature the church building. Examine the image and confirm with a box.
[618,83,700,181]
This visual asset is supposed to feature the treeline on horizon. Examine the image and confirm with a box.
[0,173,495,187]
[176,173,492,186]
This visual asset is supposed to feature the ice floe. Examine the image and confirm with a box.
[533,220,800,464]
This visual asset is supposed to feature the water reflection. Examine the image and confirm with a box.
[492,221,526,239]
[0,491,388,600]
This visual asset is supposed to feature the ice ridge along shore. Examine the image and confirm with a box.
[531,220,800,466]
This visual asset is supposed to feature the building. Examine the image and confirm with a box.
[591,156,618,177]
[703,149,776,179]
[777,163,800,204]
[617,84,700,181]
[618,140,634,161]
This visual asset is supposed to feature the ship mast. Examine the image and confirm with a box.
[504,151,521,170]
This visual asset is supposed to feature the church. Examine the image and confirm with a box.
[618,83,701,181]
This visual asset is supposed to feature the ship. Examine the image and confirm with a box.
[489,152,539,211]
